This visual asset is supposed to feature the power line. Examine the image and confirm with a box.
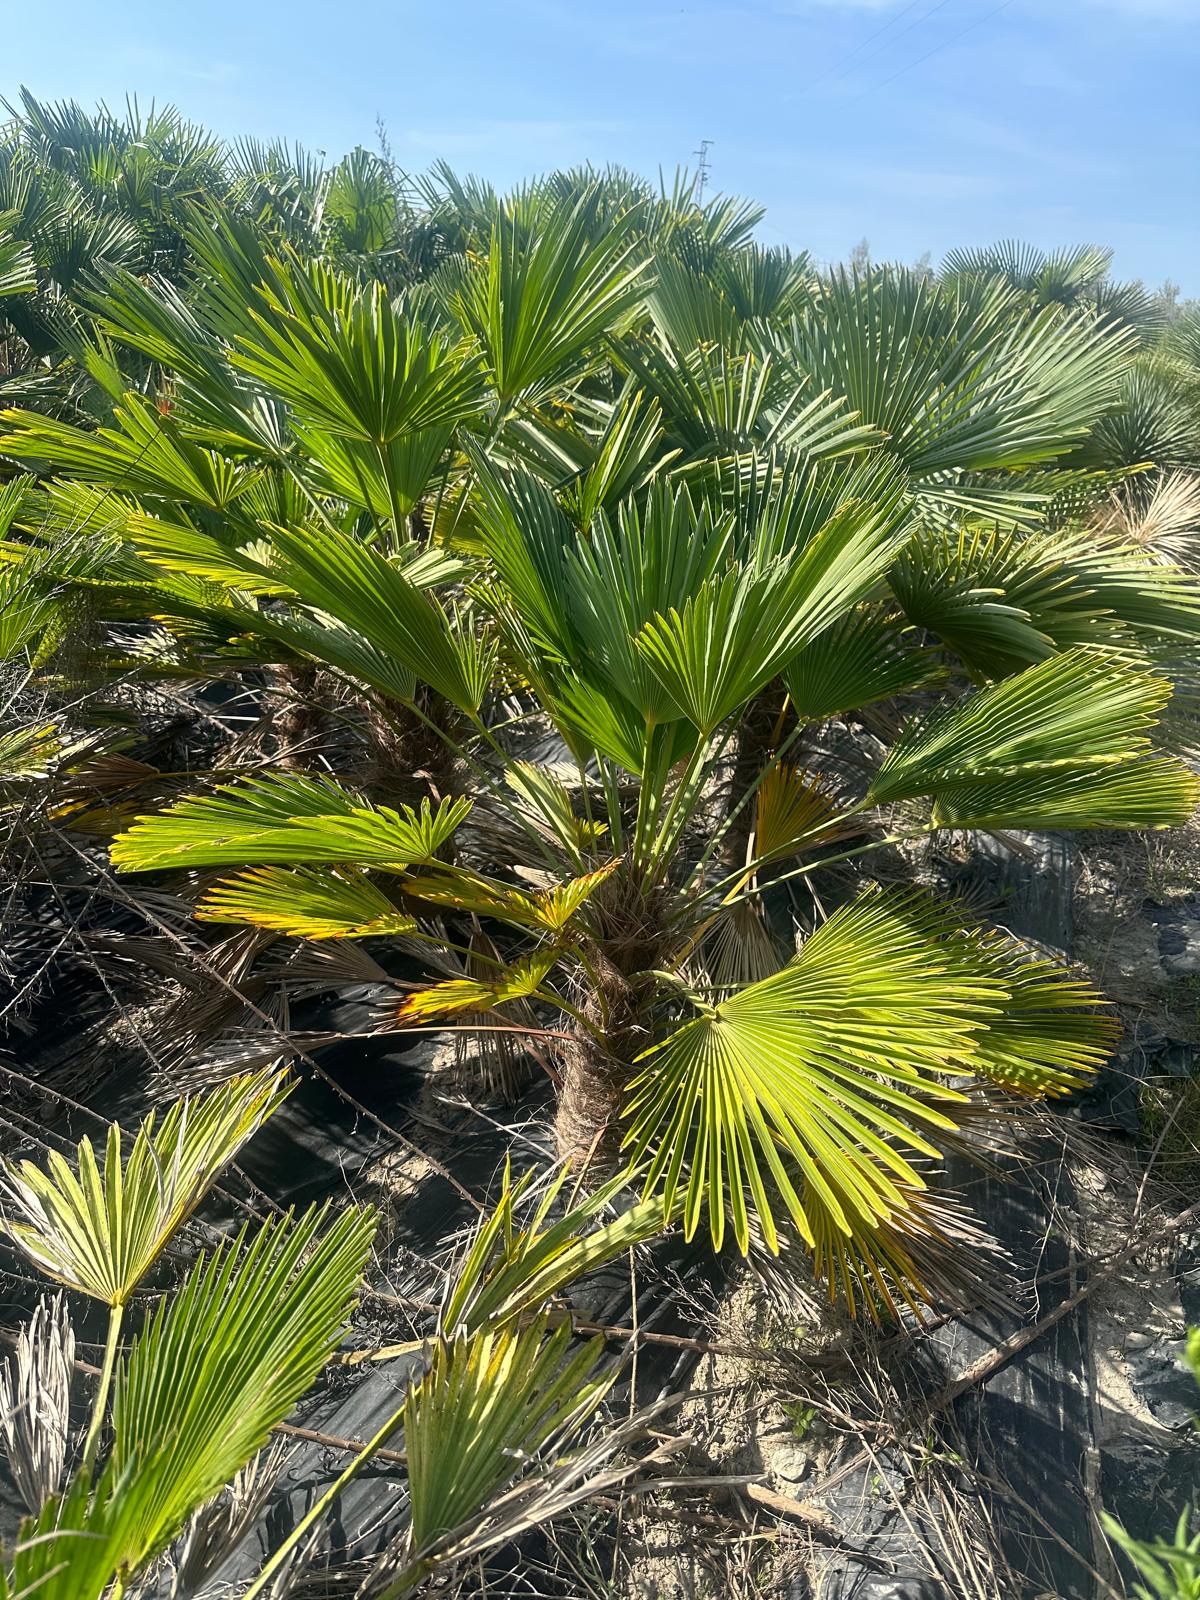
[867,0,1018,93]
[811,0,960,95]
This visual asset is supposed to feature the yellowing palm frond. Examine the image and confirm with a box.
[527,857,622,931]
[0,1071,290,1305]
[198,864,417,939]
[393,951,556,1024]
[751,764,849,865]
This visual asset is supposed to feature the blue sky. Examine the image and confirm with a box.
[7,0,1200,291]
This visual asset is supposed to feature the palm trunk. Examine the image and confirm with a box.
[553,922,660,1175]
[270,663,324,769]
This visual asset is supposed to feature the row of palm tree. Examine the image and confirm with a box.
[1,90,1199,1594]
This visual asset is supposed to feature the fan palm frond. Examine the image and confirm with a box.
[441,1162,674,1337]
[106,1202,375,1569]
[393,1317,615,1589]
[624,886,1111,1261]
[110,773,471,873]
[0,1070,290,1305]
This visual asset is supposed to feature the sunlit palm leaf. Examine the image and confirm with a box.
[625,886,1109,1258]
[393,951,556,1024]
[0,722,70,784]
[867,648,1171,806]
[2,1468,125,1600]
[442,1163,675,1336]
[633,492,914,734]
[0,1071,290,1305]
[111,772,471,873]
[0,230,36,298]
[265,519,496,715]
[399,1318,614,1573]
[399,857,620,934]
[0,396,258,512]
[232,258,487,445]
[528,857,623,931]
[930,753,1199,831]
[198,865,418,939]
[444,185,649,409]
[784,267,1131,480]
[107,1203,375,1568]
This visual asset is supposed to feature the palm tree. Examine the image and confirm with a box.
[3,178,1196,1317]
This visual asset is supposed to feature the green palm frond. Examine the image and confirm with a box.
[265,519,496,714]
[632,488,914,734]
[107,1203,375,1569]
[232,256,487,445]
[784,266,1131,484]
[442,1162,676,1337]
[930,753,1199,831]
[624,886,1111,1260]
[110,772,471,873]
[3,1204,375,1599]
[894,522,1200,678]
[867,647,1173,805]
[395,1317,614,1585]
[618,331,875,464]
[0,395,258,511]
[0,1071,290,1305]
[783,607,938,722]
[443,184,650,409]
[1085,366,1200,475]
[0,225,36,298]
[198,864,418,938]
[2,1468,126,1600]
[123,512,288,595]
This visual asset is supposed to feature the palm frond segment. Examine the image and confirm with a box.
[198,864,418,939]
[866,647,1198,828]
[442,1162,675,1336]
[400,1317,614,1569]
[107,1203,375,1568]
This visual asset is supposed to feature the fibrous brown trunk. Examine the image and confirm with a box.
[553,924,659,1177]
[271,663,324,768]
